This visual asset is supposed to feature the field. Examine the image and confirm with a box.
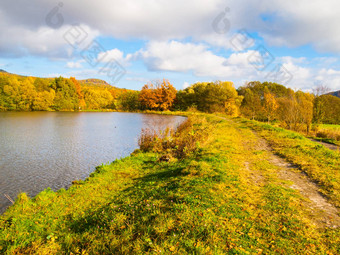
[0,114,339,254]
[313,124,340,146]
[320,124,340,130]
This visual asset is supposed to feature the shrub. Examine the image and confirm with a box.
[138,116,210,159]
[316,129,340,141]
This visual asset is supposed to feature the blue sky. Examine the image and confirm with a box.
[1,0,340,91]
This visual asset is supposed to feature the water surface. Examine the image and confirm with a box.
[0,112,186,213]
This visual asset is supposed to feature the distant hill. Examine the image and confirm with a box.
[0,70,119,89]
[329,90,340,98]
[80,79,110,86]
[79,78,115,88]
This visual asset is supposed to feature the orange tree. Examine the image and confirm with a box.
[139,79,177,111]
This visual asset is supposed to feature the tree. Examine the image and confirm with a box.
[313,85,331,123]
[296,91,314,133]
[51,77,79,110]
[263,87,278,123]
[174,81,242,115]
[32,90,55,111]
[18,77,37,110]
[70,77,86,110]
[117,91,141,111]
[139,80,177,111]
[240,88,262,120]
[314,95,340,124]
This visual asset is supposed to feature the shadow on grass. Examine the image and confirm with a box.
[67,160,189,236]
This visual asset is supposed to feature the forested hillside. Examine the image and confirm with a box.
[0,72,130,111]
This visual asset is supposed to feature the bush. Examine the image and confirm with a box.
[316,129,340,141]
[138,116,210,159]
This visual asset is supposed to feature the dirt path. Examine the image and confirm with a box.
[253,133,340,228]
[220,116,340,228]
[308,138,340,152]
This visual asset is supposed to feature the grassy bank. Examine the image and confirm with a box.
[0,114,339,254]
[239,118,340,207]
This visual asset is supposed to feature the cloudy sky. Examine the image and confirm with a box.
[1,0,340,91]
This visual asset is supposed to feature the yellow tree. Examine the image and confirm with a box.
[263,87,278,123]
[296,91,314,134]
[70,77,86,110]
[158,79,177,111]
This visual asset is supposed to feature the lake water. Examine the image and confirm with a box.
[0,112,186,213]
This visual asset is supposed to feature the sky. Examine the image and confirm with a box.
[1,0,340,92]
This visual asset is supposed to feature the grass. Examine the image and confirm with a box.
[0,114,339,254]
[319,124,340,131]
[311,124,340,146]
[239,118,340,207]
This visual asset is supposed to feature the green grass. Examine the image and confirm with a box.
[0,114,339,254]
[319,124,340,131]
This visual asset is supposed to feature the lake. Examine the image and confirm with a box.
[0,112,186,213]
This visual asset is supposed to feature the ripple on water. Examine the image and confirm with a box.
[0,112,186,213]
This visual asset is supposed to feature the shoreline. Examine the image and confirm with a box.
[0,111,189,215]
[1,114,339,254]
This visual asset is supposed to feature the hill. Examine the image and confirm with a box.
[79,78,111,87]
[329,90,340,98]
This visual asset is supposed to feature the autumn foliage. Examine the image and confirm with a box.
[238,81,325,133]
[0,73,124,111]
[175,81,243,115]
[1,71,339,130]
[138,80,177,111]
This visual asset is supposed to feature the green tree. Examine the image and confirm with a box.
[240,88,262,120]
[117,91,141,111]
[51,77,79,110]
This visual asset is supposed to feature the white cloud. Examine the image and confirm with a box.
[138,41,224,75]
[1,0,340,91]
[226,0,340,53]
[2,0,340,56]
[270,57,340,91]
[137,40,267,80]
[183,82,190,89]
[97,48,131,66]
[66,61,83,68]
[0,19,99,58]
[126,77,148,83]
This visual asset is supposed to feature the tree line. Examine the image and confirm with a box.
[238,81,340,132]
[0,73,127,111]
[1,72,339,129]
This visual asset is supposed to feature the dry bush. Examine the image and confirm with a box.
[138,129,159,152]
[172,116,209,158]
[138,116,210,159]
[316,129,340,141]
[138,127,174,153]
[186,105,199,113]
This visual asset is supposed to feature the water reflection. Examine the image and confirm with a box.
[0,112,185,213]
